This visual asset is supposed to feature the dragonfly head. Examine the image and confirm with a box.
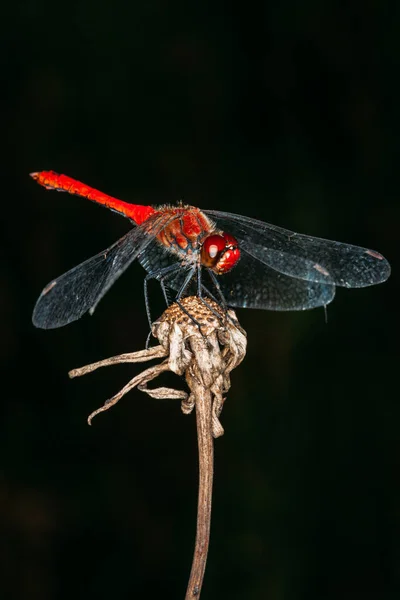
[201,232,240,274]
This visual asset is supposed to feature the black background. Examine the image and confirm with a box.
[2,2,399,599]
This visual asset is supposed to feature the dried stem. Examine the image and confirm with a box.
[185,357,214,599]
[68,296,247,598]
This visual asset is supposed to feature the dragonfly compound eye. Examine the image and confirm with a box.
[201,233,240,274]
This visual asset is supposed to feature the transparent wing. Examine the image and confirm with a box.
[138,243,335,311]
[217,249,335,310]
[33,214,169,329]
[206,210,391,288]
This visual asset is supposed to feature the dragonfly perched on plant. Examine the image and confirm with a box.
[31,171,390,329]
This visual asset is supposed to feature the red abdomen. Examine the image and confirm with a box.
[30,171,155,225]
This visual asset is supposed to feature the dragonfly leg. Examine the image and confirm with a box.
[174,266,196,299]
[143,275,153,335]
[198,286,228,325]
[206,269,228,312]
[194,283,228,328]
[202,270,241,329]
[170,266,211,335]
[144,263,185,348]
[191,269,230,325]
[175,267,230,338]
[174,299,204,333]
[146,264,223,342]
[160,279,171,306]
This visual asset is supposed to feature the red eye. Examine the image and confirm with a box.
[201,232,240,273]
[216,233,240,274]
[202,235,226,261]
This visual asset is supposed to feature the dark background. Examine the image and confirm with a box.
[2,2,399,599]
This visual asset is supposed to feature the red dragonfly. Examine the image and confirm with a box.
[31,171,390,329]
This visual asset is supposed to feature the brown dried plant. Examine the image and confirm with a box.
[69,296,247,599]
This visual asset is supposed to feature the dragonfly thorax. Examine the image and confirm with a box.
[152,206,239,273]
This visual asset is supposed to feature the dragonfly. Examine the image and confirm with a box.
[31,171,391,330]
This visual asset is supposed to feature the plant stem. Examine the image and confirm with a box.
[185,382,214,598]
